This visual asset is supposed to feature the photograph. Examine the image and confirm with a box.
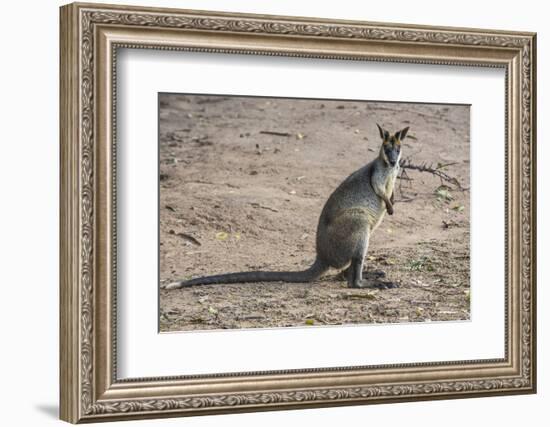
[158,94,471,332]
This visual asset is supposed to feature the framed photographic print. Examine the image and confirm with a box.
[60,2,537,423]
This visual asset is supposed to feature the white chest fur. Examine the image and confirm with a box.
[386,165,400,194]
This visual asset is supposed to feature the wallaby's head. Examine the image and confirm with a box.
[376,124,409,167]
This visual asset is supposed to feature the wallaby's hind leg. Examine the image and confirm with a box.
[347,257,364,288]
[347,260,398,289]
[344,233,398,289]
[320,208,391,288]
[347,233,369,289]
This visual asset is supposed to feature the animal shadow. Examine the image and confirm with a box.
[337,269,398,289]
[363,269,399,289]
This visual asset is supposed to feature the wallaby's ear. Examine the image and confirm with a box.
[376,123,389,141]
[376,123,384,139]
[396,127,409,141]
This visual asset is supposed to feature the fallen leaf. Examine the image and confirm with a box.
[305,319,315,326]
[215,231,229,241]
[435,186,453,201]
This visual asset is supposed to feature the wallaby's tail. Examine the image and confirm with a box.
[164,258,328,289]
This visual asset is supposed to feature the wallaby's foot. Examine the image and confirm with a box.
[386,203,394,215]
[350,279,398,290]
[365,269,386,279]
[350,280,369,289]
[340,268,386,281]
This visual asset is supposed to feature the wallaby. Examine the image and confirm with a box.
[165,124,408,290]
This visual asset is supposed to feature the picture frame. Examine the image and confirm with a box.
[59,2,536,423]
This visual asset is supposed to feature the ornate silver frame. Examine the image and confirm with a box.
[60,2,536,423]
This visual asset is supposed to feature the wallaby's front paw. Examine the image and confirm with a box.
[386,205,394,215]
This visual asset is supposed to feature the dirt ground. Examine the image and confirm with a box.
[158,94,470,332]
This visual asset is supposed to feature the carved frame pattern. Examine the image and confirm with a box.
[60,2,536,423]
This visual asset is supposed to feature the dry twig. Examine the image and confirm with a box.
[398,158,468,191]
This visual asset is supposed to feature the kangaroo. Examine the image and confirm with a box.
[165,124,408,290]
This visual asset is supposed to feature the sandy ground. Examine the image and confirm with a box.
[158,94,470,332]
